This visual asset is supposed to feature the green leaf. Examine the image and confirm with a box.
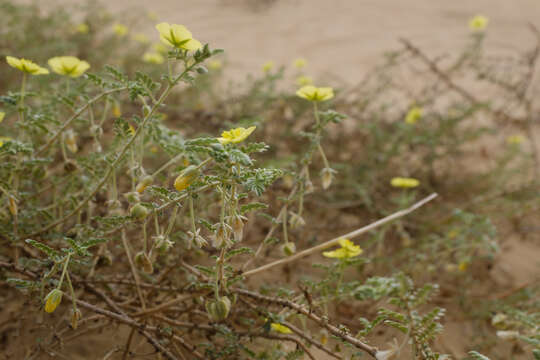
[468,351,490,360]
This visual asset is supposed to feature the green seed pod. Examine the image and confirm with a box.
[134,251,154,274]
[136,175,153,193]
[206,296,231,322]
[281,242,296,256]
[124,191,140,204]
[130,204,149,220]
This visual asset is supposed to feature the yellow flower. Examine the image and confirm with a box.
[0,111,4,123]
[128,124,136,137]
[208,60,222,70]
[143,52,165,65]
[296,75,313,86]
[390,177,420,188]
[48,56,90,78]
[262,61,274,73]
[155,22,202,51]
[293,58,307,69]
[113,23,128,37]
[75,23,89,34]
[469,15,488,31]
[217,126,256,145]
[405,106,422,124]
[506,135,524,145]
[271,323,292,334]
[44,289,63,313]
[296,85,334,102]
[6,56,49,75]
[0,136,12,147]
[458,261,468,272]
[323,238,363,259]
[153,42,169,54]
[133,33,150,44]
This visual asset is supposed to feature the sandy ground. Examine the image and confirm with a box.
[53,0,540,83]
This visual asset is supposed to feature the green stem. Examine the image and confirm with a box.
[57,253,71,290]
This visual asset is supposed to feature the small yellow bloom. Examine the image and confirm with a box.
[128,124,136,137]
[296,75,313,86]
[405,106,422,124]
[143,52,165,65]
[262,61,274,73]
[390,177,420,188]
[506,135,524,145]
[155,22,202,51]
[44,289,63,313]
[113,23,128,37]
[458,261,468,272]
[48,56,90,78]
[0,111,5,123]
[469,15,488,31]
[6,56,49,75]
[447,229,459,239]
[271,323,292,334]
[75,23,89,34]
[296,85,334,102]
[208,60,222,70]
[323,238,363,259]
[0,136,12,147]
[217,126,256,145]
[153,42,169,54]
[133,33,150,44]
[293,58,307,69]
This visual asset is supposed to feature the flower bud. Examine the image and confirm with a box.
[319,329,329,345]
[231,214,247,242]
[154,235,173,252]
[90,125,103,137]
[8,195,17,216]
[135,251,153,274]
[304,179,314,194]
[70,308,82,329]
[188,229,208,249]
[65,130,78,153]
[205,296,231,322]
[64,159,78,172]
[320,167,336,190]
[124,191,140,204]
[212,223,232,249]
[44,289,63,313]
[281,242,296,256]
[288,212,305,229]
[136,175,153,193]
[174,165,199,192]
[130,204,149,220]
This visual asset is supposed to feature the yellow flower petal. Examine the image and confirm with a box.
[469,15,488,31]
[262,61,274,73]
[156,22,202,51]
[271,323,292,334]
[296,85,334,102]
[48,56,90,77]
[390,177,420,188]
[217,126,256,145]
[405,106,422,124]
[323,238,363,259]
[0,111,5,123]
[114,24,128,37]
[6,56,49,75]
[143,52,165,65]
[293,58,307,69]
